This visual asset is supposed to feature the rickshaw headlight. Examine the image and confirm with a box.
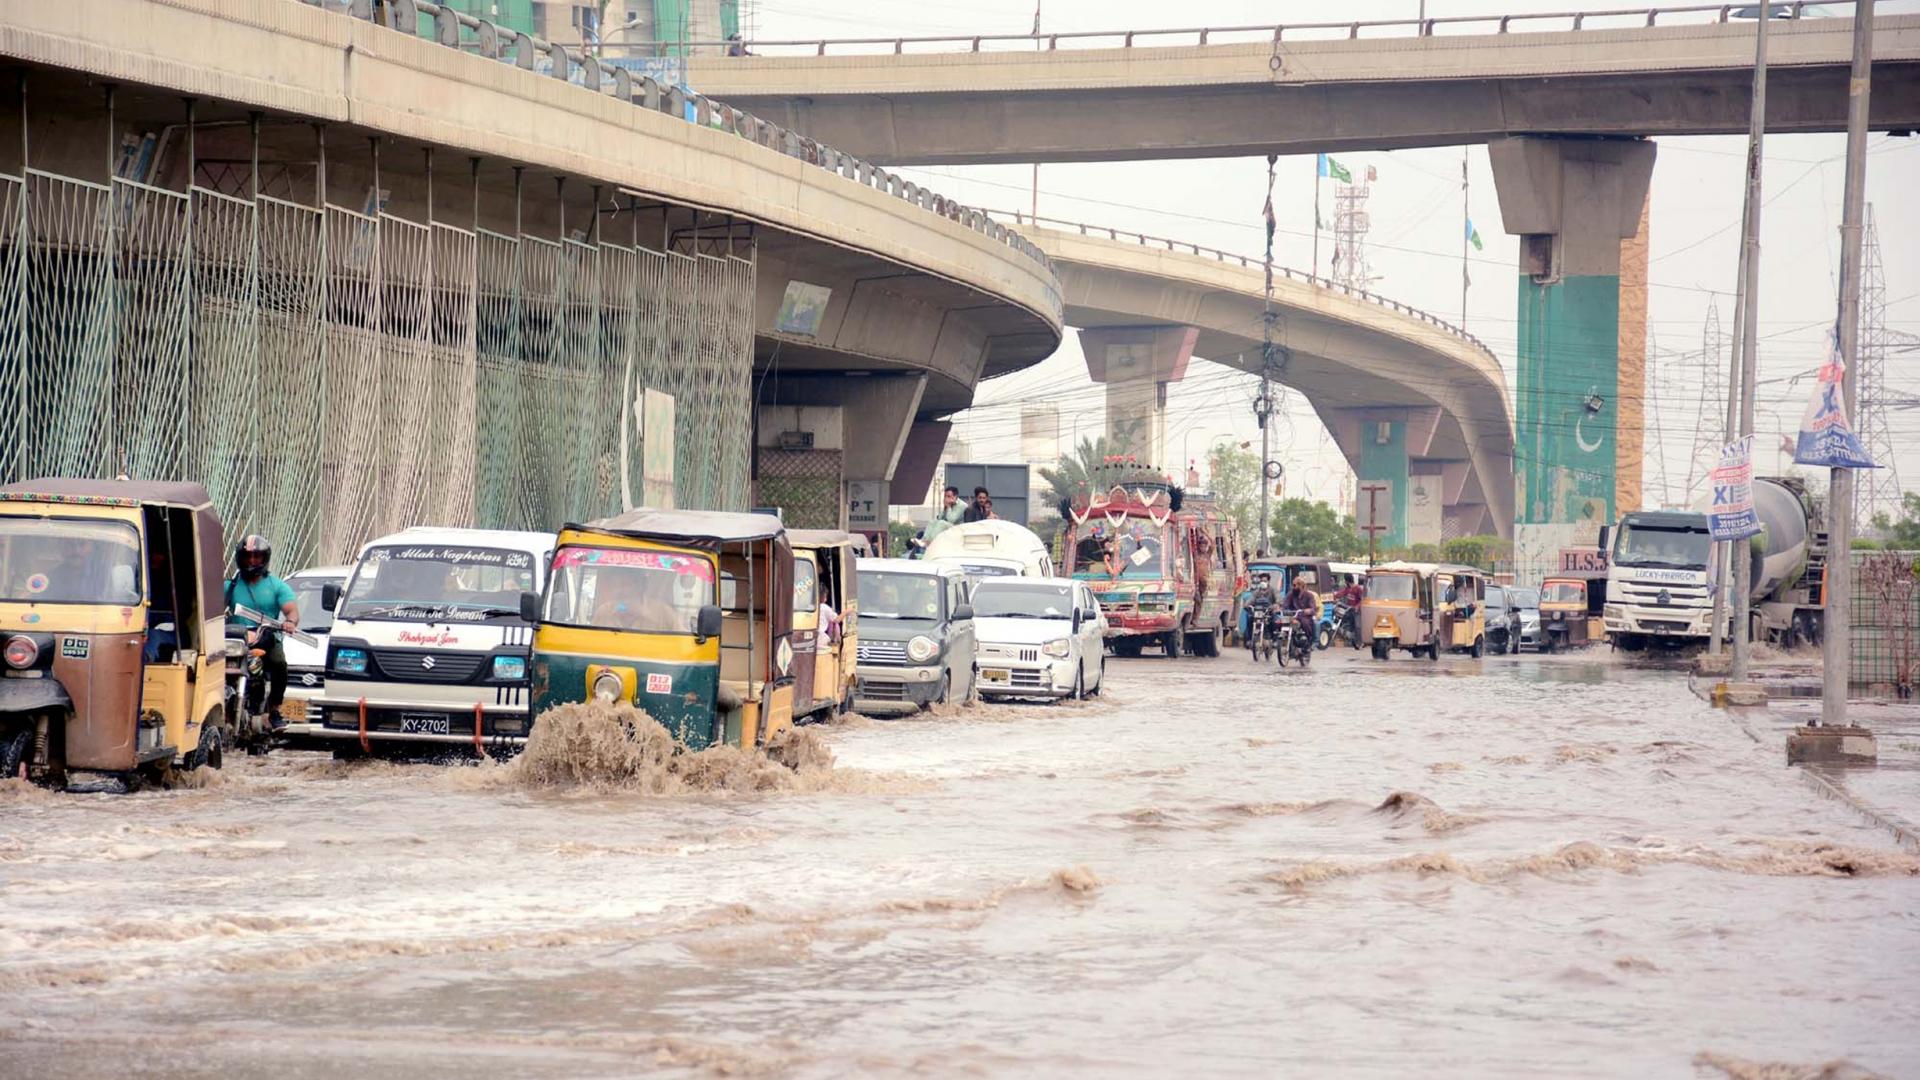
[333,648,368,674]
[492,655,528,682]
[1552,611,1565,621]
[1041,637,1072,658]
[906,635,939,663]
[592,671,624,702]
[3,635,37,669]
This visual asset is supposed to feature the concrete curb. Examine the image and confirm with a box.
[1795,766,1920,854]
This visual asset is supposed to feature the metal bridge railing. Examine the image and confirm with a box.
[617,0,1846,55]
[987,210,1496,357]
[301,0,1059,310]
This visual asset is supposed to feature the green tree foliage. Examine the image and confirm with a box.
[1870,492,1920,550]
[886,520,918,557]
[1038,436,1166,513]
[1265,498,1365,559]
[1203,443,1261,540]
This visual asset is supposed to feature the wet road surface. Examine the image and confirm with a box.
[2,647,1916,1078]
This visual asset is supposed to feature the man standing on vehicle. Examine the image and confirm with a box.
[226,534,299,728]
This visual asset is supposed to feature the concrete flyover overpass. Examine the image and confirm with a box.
[684,3,1920,164]
[0,0,1064,547]
[1005,216,1516,543]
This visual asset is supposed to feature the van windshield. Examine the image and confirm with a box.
[340,545,537,622]
[973,582,1073,619]
[1367,574,1418,601]
[858,572,941,620]
[544,546,713,634]
[0,516,142,605]
[290,576,343,632]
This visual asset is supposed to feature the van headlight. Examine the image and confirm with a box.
[492,655,528,681]
[1041,638,1072,658]
[333,647,368,674]
[906,636,939,663]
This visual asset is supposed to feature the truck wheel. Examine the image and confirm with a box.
[1163,629,1183,658]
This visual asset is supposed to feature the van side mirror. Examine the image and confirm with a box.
[695,604,723,644]
[321,583,342,612]
[951,603,974,622]
[1072,609,1085,632]
[518,591,541,623]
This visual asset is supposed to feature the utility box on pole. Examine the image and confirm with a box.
[944,463,1031,525]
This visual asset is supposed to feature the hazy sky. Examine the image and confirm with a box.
[741,0,1920,514]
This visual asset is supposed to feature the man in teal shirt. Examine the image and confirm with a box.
[226,534,299,728]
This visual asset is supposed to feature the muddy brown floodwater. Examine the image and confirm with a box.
[2,649,1917,1079]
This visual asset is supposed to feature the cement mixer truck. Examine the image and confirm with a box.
[1600,476,1827,650]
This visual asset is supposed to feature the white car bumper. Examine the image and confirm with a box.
[1604,604,1714,638]
[976,656,1076,698]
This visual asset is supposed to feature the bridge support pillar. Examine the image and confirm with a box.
[1332,409,1415,549]
[756,374,927,531]
[1078,326,1196,469]
[1489,136,1655,574]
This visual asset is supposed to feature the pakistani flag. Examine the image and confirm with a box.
[1316,153,1352,184]
[1466,219,1484,251]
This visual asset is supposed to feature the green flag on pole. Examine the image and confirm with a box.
[1317,153,1352,184]
[1466,218,1484,251]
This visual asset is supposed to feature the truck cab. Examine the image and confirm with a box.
[1602,511,1716,649]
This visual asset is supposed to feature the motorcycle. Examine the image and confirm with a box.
[1333,601,1361,649]
[1247,602,1273,662]
[224,604,316,755]
[1285,609,1315,668]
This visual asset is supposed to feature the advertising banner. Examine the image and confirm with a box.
[1793,333,1877,470]
[1708,435,1760,541]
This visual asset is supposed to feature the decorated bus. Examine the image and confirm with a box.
[1061,480,1243,658]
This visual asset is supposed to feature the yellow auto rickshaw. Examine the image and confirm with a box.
[1539,576,1592,653]
[788,529,859,721]
[0,479,232,791]
[526,509,795,750]
[1435,565,1488,658]
[1360,561,1437,661]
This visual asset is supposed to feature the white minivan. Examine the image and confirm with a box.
[922,520,1054,582]
[970,576,1106,701]
[285,527,554,757]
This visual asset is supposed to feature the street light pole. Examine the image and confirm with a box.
[1822,0,1876,727]
[1729,3,1771,684]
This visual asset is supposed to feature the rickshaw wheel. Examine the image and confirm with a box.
[0,725,29,780]
[1370,640,1389,662]
[1426,640,1440,661]
[1471,636,1484,660]
[183,716,224,771]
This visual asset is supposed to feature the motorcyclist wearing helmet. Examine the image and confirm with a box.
[226,535,299,727]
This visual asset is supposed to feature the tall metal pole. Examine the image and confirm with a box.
[1708,202,1750,658]
[1258,154,1279,556]
[1460,148,1469,328]
[1823,0,1875,726]
[1730,5,1770,684]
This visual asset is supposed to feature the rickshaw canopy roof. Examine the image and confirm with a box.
[1,477,218,512]
[571,508,787,549]
[787,528,858,549]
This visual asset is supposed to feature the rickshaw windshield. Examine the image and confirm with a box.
[0,516,141,605]
[341,545,537,622]
[544,546,714,634]
[793,559,818,614]
[1542,582,1586,605]
[857,572,941,620]
[1367,573,1418,602]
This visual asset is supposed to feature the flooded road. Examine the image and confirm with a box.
[3,649,1916,1078]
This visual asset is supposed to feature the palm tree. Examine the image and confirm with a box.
[1039,436,1168,515]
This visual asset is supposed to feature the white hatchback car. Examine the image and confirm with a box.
[971,577,1107,701]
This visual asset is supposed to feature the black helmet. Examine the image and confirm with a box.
[235,534,272,582]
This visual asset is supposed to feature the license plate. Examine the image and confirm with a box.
[400,713,450,735]
[981,668,1010,683]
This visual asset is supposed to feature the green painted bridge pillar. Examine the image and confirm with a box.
[1333,409,1416,549]
[1488,137,1655,576]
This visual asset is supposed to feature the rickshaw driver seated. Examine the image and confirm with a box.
[594,571,684,632]
[225,534,299,728]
